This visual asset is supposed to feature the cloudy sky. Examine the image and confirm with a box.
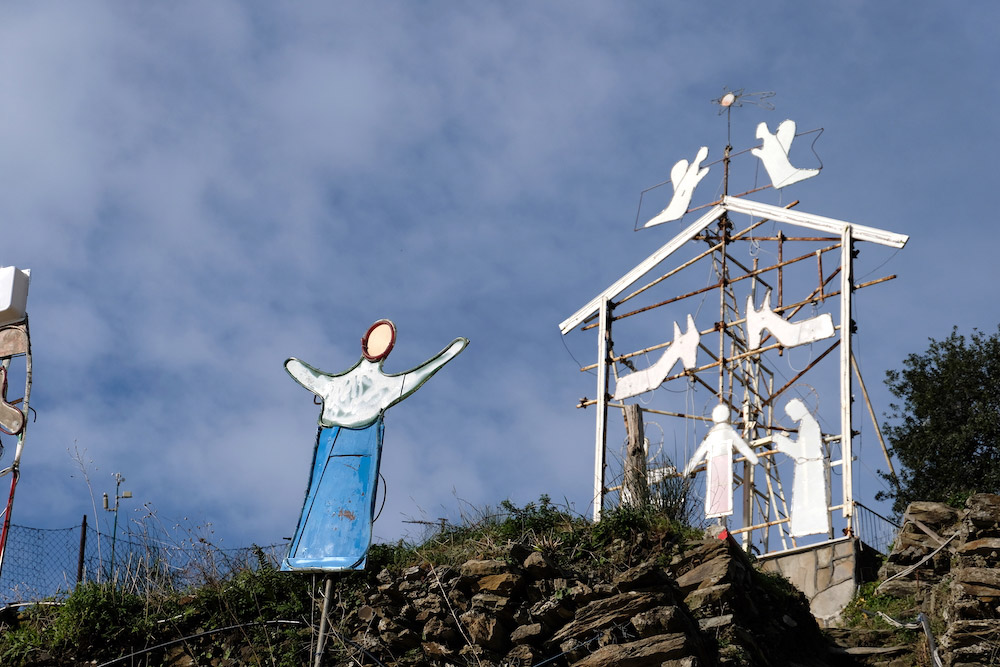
[0,3,996,554]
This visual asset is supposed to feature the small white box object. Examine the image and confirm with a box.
[0,267,30,327]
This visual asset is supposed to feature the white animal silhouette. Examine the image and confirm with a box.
[644,147,710,228]
[614,315,700,400]
[745,290,834,351]
[750,120,819,189]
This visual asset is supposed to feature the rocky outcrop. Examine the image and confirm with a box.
[329,536,837,666]
[873,494,1000,666]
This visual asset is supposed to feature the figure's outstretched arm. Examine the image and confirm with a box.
[392,337,469,406]
[733,434,760,465]
[285,358,331,396]
[683,439,712,477]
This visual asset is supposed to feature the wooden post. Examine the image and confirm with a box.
[77,515,87,585]
[622,404,647,507]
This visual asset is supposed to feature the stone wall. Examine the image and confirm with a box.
[877,494,1000,666]
[331,535,838,666]
[758,536,881,627]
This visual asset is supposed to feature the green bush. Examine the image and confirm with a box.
[51,582,151,659]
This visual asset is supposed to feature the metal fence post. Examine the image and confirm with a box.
[77,515,87,585]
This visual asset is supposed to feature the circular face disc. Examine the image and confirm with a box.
[362,320,396,361]
[720,92,736,107]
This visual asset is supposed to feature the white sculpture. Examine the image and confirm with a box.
[772,399,830,537]
[644,147,710,228]
[285,324,468,429]
[745,290,834,351]
[750,120,819,189]
[683,404,760,518]
[613,315,700,400]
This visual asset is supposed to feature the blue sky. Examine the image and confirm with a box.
[0,3,996,552]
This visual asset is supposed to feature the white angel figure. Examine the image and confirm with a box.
[644,147,710,228]
[750,120,819,189]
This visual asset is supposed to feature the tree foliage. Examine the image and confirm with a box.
[878,326,1000,515]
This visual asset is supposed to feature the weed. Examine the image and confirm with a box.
[51,582,151,660]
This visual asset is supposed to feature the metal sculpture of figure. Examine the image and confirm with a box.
[613,315,700,400]
[282,320,468,571]
[683,404,759,518]
[745,289,834,351]
[644,147,711,228]
[751,120,819,189]
[772,398,830,537]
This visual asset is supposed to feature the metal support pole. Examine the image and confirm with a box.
[593,297,611,522]
[840,226,854,526]
[851,352,897,484]
[314,576,334,667]
[77,515,87,585]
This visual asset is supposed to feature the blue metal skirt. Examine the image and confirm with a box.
[281,418,384,571]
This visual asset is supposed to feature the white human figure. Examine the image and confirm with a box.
[683,404,760,518]
[613,315,700,400]
[772,398,830,537]
[745,289,834,351]
[750,120,819,189]
[281,320,468,572]
[644,147,710,228]
[285,321,468,429]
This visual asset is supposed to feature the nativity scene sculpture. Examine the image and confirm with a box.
[559,109,908,552]
[282,320,468,571]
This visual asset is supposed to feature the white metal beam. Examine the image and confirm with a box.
[840,225,854,522]
[559,205,727,334]
[723,196,908,249]
[594,298,610,521]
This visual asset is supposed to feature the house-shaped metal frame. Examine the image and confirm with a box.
[560,196,907,550]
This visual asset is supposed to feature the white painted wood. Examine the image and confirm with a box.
[612,315,700,399]
[772,398,831,537]
[644,147,710,228]
[594,298,610,522]
[840,226,854,521]
[723,197,908,249]
[745,289,835,350]
[750,120,820,189]
[559,205,726,334]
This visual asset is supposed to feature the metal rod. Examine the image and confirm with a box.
[77,515,87,585]
[764,340,840,406]
[589,243,839,330]
[314,576,334,667]
[852,352,897,483]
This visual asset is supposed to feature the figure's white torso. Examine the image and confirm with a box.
[287,359,406,429]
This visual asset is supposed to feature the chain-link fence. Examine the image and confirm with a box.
[0,518,287,604]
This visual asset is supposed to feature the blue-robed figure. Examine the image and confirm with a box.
[282,320,468,571]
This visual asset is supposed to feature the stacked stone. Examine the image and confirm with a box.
[876,501,962,602]
[874,494,1000,666]
[332,537,832,666]
[938,494,1000,666]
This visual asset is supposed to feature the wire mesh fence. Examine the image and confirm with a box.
[0,518,287,604]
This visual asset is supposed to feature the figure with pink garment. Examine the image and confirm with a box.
[683,404,760,518]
